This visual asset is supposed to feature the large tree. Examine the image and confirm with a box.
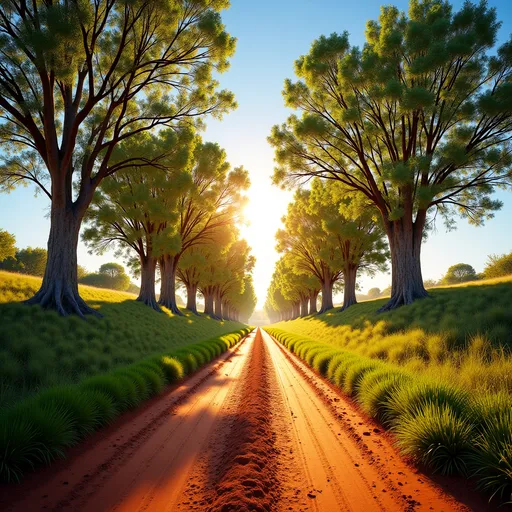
[0,0,236,316]
[269,0,512,310]
[83,128,195,311]
[158,142,249,314]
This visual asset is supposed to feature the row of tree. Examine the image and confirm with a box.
[268,0,512,311]
[264,179,388,321]
[82,130,256,322]
[0,0,241,317]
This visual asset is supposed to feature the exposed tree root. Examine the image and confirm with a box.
[158,299,184,316]
[377,290,430,312]
[136,295,162,313]
[26,280,101,319]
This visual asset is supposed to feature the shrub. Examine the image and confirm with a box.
[469,408,512,501]
[394,404,473,475]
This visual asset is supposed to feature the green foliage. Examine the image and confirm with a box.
[0,230,16,262]
[483,251,512,279]
[441,263,478,284]
[0,247,47,277]
[367,287,381,299]
[79,262,130,291]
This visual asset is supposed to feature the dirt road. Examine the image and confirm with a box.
[2,329,481,511]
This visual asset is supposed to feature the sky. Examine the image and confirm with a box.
[1,0,512,309]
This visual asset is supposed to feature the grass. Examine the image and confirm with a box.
[269,276,512,397]
[0,271,247,408]
[266,328,512,502]
[0,327,252,482]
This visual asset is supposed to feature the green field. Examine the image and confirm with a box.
[265,277,512,503]
[0,271,247,409]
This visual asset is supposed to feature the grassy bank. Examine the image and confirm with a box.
[0,271,246,408]
[265,277,512,503]
[270,277,512,397]
[265,327,512,503]
[0,327,252,482]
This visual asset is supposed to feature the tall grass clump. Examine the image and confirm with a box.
[0,327,252,483]
[264,327,512,505]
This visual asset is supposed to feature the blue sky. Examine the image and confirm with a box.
[1,0,512,307]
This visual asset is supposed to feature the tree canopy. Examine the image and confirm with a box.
[269,0,512,310]
[442,263,477,284]
[0,229,16,262]
[0,0,236,316]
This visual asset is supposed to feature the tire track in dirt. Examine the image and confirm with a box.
[177,327,289,511]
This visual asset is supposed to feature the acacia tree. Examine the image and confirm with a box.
[269,0,512,310]
[82,129,194,311]
[158,142,249,314]
[310,180,389,310]
[276,188,343,314]
[0,0,236,316]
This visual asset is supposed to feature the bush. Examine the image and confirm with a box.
[394,404,473,475]
[484,252,512,279]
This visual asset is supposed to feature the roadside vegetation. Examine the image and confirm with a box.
[265,277,512,504]
[0,271,248,410]
[0,323,252,483]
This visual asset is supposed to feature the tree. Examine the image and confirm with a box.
[269,0,512,310]
[276,188,342,314]
[367,287,381,299]
[442,263,477,284]
[0,246,47,276]
[483,251,512,278]
[0,0,236,316]
[310,179,388,310]
[423,279,438,289]
[158,142,249,314]
[80,262,130,291]
[0,229,16,262]
[83,128,195,311]
[77,265,88,281]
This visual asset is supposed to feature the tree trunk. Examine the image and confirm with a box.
[137,256,161,312]
[300,297,309,317]
[214,290,222,319]
[27,203,97,318]
[158,255,182,315]
[203,289,214,316]
[318,276,334,314]
[309,291,319,314]
[340,264,358,311]
[379,214,428,312]
[186,283,199,315]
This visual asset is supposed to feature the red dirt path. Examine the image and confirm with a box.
[1,328,506,511]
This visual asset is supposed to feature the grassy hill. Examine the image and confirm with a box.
[0,271,246,409]
[270,276,512,397]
